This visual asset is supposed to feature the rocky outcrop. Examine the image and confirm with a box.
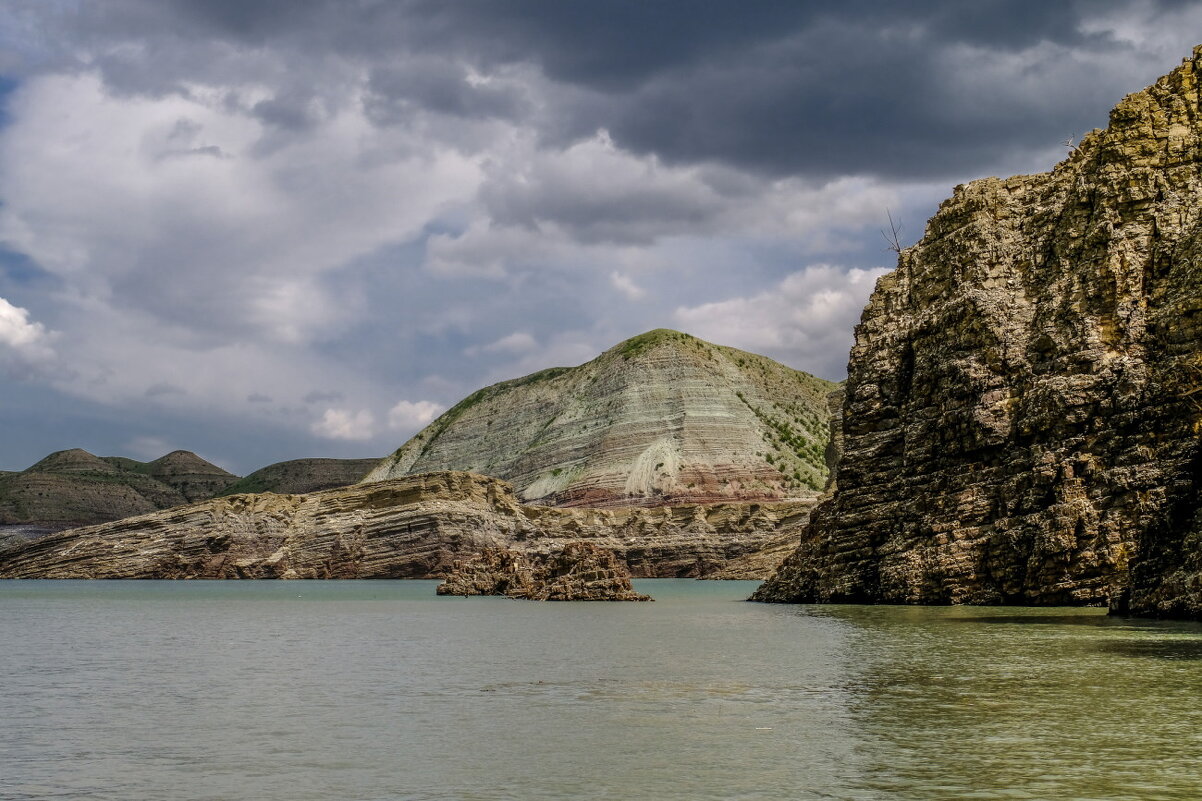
[0,449,235,531]
[217,458,380,496]
[0,471,815,580]
[756,47,1202,619]
[437,542,652,601]
[364,330,835,507]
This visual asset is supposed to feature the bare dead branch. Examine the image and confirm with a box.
[881,208,903,254]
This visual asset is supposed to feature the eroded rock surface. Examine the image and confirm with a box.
[756,48,1202,618]
[437,542,652,601]
[0,471,814,580]
[364,330,834,507]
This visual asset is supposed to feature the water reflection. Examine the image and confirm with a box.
[810,604,1202,800]
[2,583,1201,800]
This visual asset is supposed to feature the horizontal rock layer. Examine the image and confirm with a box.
[365,329,834,507]
[756,47,1202,618]
[0,471,814,580]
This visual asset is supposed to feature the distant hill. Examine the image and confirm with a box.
[218,458,380,496]
[0,449,237,532]
[365,329,837,507]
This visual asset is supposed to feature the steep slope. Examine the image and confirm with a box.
[0,448,237,531]
[755,47,1202,619]
[365,330,836,507]
[0,472,816,580]
[219,458,380,496]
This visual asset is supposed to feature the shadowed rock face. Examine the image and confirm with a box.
[756,47,1202,619]
[0,471,815,580]
[217,458,380,496]
[364,330,835,508]
[437,542,652,601]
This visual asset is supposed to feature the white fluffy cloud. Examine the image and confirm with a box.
[387,400,443,432]
[0,296,49,350]
[0,73,481,342]
[0,295,54,372]
[312,408,376,441]
[674,265,889,377]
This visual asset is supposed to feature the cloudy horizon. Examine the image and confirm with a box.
[2,1,1201,473]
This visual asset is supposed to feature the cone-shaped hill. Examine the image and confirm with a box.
[364,330,837,507]
[0,448,237,532]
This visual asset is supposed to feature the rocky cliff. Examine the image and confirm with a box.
[218,458,380,496]
[0,471,814,580]
[437,542,652,601]
[755,47,1202,619]
[0,449,237,531]
[365,329,835,508]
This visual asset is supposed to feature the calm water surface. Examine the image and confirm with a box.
[1,580,1200,801]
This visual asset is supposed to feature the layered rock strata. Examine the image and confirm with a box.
[756,48,1202,618]
[365,329,835,507]
[0,471,814,580]
[0,449,237,532]
[436,542,652,601]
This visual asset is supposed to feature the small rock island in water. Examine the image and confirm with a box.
[437,541,653,601]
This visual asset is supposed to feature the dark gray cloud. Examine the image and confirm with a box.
[144,382,186,398]
[303,390,344,404]
[2,0,1201,474]
[18,0,1196,180]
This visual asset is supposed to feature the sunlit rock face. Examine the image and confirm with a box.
[365,330,837,508]
[756,47,1202,619]
[0,471,816,580]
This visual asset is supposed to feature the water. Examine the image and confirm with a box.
[1,580,1200,801]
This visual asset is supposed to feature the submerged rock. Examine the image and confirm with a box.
[756,46,1202,619]
[437,542,652,601]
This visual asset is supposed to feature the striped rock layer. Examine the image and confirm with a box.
[365,330,835,508]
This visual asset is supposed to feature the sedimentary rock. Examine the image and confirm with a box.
[756,47,1202,619]
[217,458,380,496]
[0,471,814,580]
[0,449,237,531]
[437,542,652,601]
[364,329,834,507]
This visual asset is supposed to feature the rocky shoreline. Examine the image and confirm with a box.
[0,471,814,581]
[755,47,1202,619]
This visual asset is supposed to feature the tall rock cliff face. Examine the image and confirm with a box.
[0,471,815,580]
[755,48,1202,618]
[365,330,835,508]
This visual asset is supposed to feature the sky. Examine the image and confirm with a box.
[1,0,1201,474]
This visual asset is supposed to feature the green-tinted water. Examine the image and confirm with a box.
[1,580,1199,800]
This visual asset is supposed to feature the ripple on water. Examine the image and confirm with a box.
[1,581,1201,800]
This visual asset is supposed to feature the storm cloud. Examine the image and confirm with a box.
[1,0,1200,471]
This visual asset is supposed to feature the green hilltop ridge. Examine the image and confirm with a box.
[365,329,837,507]
[0,449,380,535]
[218,458,381,497]
[0,448,238,532]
